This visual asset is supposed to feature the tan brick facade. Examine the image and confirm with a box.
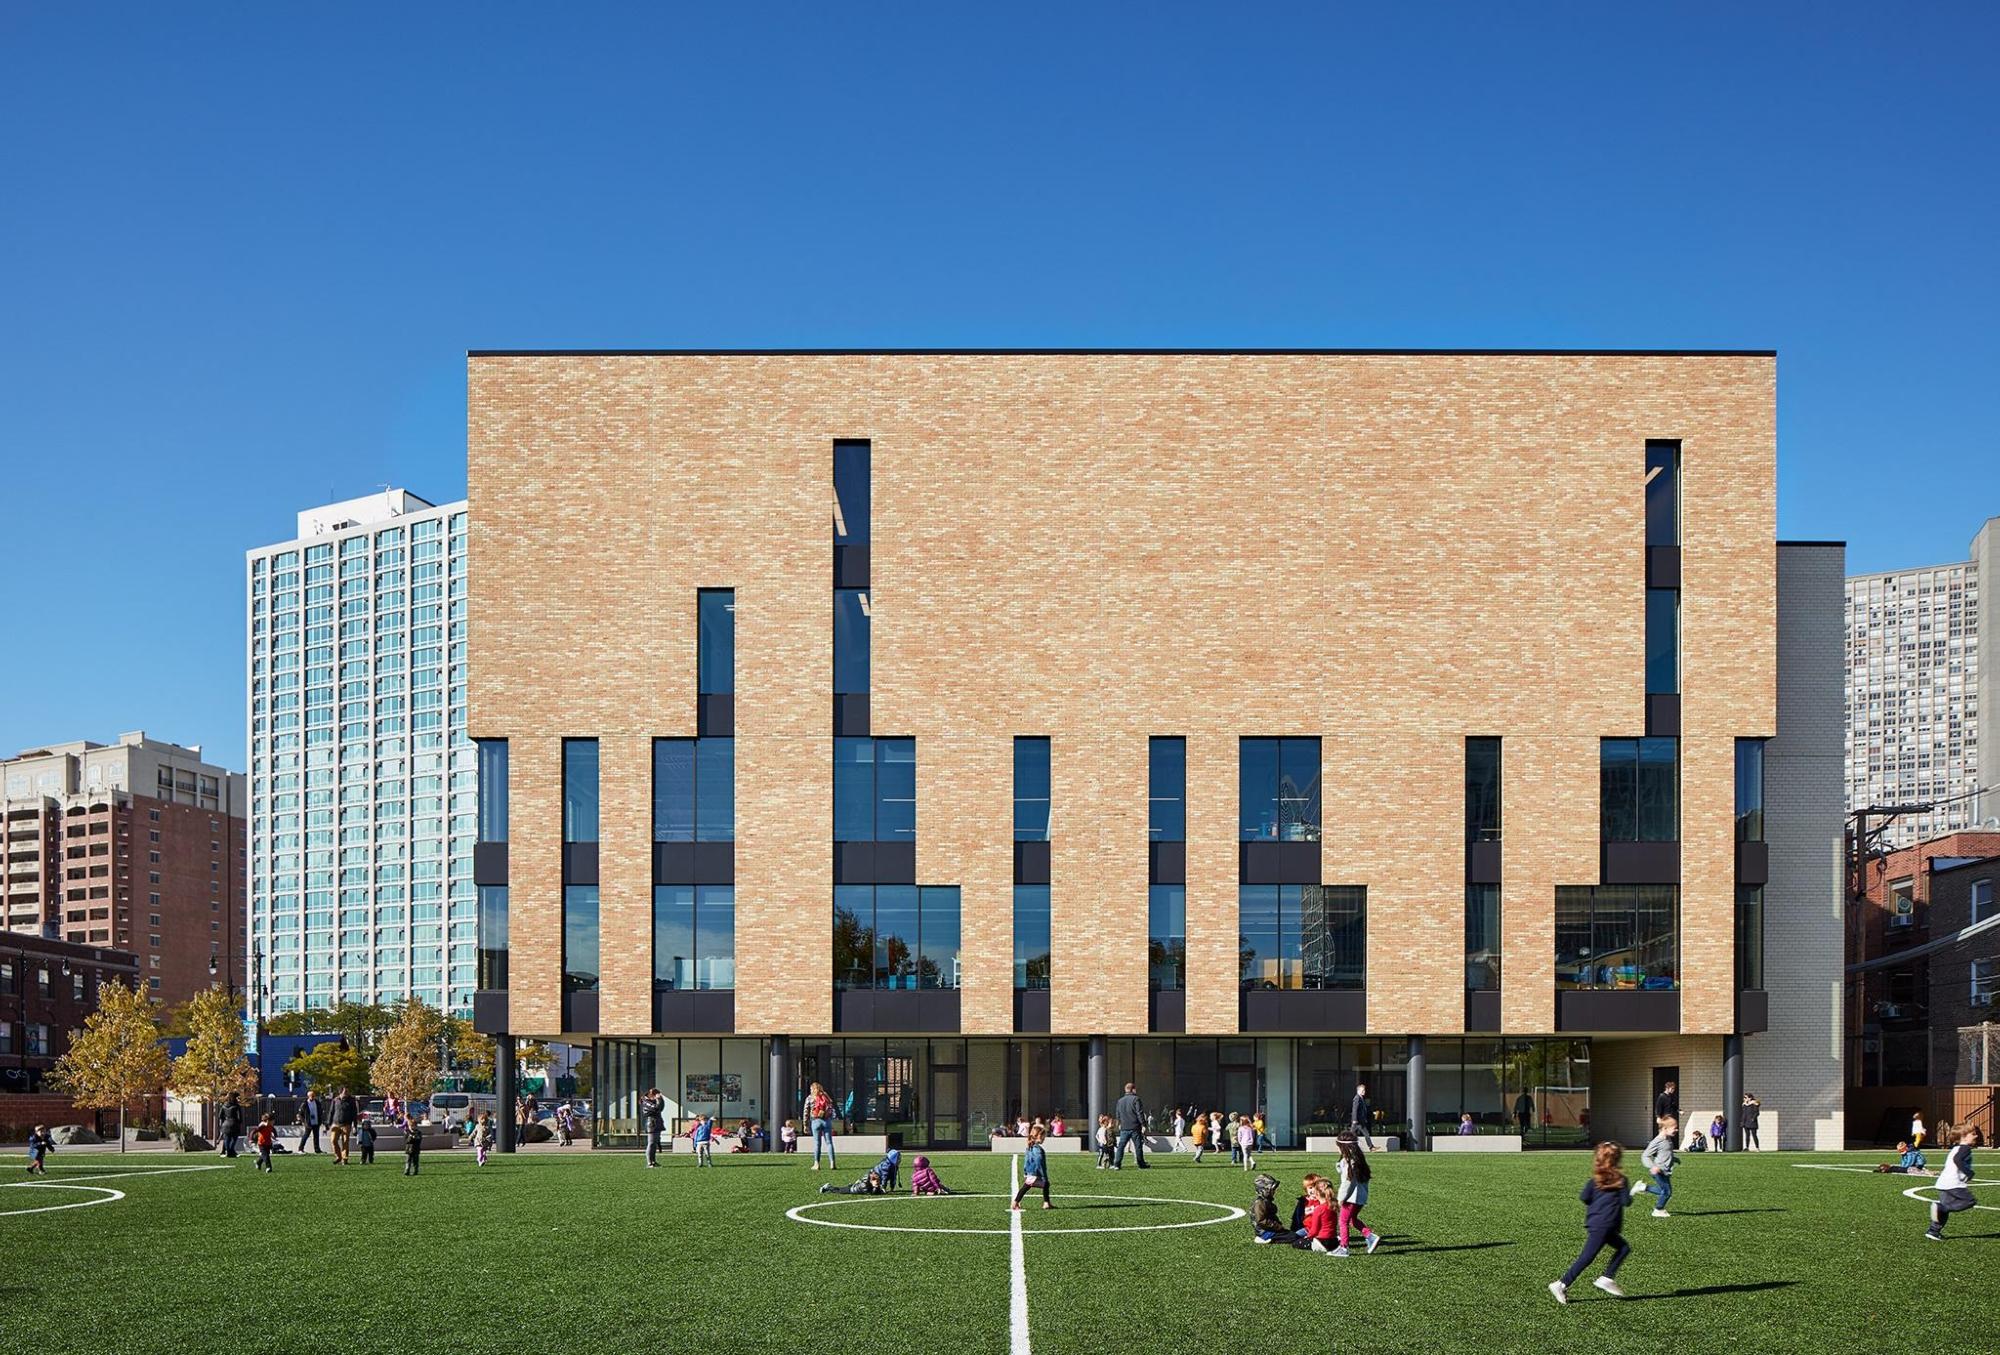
[468,352,1776,1040]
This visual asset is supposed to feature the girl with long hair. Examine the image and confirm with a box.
[1550,1141,1633,1304]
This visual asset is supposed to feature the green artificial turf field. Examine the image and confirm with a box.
[2,1147,1994,1353]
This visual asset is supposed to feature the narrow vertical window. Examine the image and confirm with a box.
[476,884,508,990]
[833,738,875,842]
[875,737,916,844]
[1014,737,1051,842]
[1735,886,1764,991]
[833,439,871,546]
[1149,737,1186,842]
[1148,885,1185,989]
[563,884,599,993]
[1735,739,1765,842]
[1465,885,1500,991]
[1645,441,1679,547]
[833,589,871,694]
[698,590,735,695]
[1646,589,1679,694]
[476,739,508,842]
[654,884,694,990]
[1465,738,1501,844]
[1014,885,1051,990]
[919,885,960,990]
[834,885,875,989]
[653,740,696,842]
[696,885,735,989]
[695,738,735,842]
[562,739,599,843]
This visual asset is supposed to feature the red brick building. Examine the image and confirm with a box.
[1,732,245,1010]
[0,931,141,1094]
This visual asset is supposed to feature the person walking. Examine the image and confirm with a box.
[806,1081,837,1172]
[356,1114,377,1165]
[1654,1081,1679,1129]
[1190,1109,1210,1162]
[1740,1093,1761,1151]
[641,1088,667,1168]
[329,1085,360,1164]
[1911,1110,1927,1150]
[1333,1135,1379,1257]
[474,1111,496,1166]
[1237,1114,1259,1172]
[1011,1125,1054,1211]
[295,1089,323,1154]
[218,1092,245,1158]
[401,1112,423,1176]
[25,1125,53,1176]
[253,1115,277,1174]
[1349,1081,1376,1150]
[1113,1081,1149,1169]
[1549,1142,1633,1303]
[1513,1090,1535,1136]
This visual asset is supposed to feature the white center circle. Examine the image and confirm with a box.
[0,1183,126,1218]
[786,1191,1247,1236]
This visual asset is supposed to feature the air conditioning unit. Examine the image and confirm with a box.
[1889,914,1916,929]
[1877,1002,1909,1020]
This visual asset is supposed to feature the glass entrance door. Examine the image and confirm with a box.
[931,1065,967,1147]
[1221,1063,1256,1119]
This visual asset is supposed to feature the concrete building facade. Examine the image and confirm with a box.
[246,489,477,1018]
[0,732,244,1008]
[1844,516,2000,848]
[466,350,1843,1151]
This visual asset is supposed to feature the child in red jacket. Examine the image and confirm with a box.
[1303,1176,1340,1253]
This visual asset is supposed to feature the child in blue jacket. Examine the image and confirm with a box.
[1012,1126,1053,1210]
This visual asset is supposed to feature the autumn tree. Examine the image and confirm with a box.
[285,1041,373,1097]
[371,999,447,1108]
[169,987,257,1127]
[446,1016,495,1088]
[49,982,170,1153]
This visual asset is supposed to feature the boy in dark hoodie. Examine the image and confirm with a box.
[402,1114,424,1176]
[1251,1172,1308,1246]
[820,1148,901,1195]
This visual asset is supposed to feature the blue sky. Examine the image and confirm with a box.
[2,4,1995,770]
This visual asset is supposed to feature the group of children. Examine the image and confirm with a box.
[1250,1135,1379,1255]
[1183,1110,1266,1165]
[245,1110,424,1175]
[816,1148,956,1197]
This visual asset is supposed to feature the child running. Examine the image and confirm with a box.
[1550,1142,1632,1303]
[1190,1110,1210,1163]
[1237,1113,1259,1171]
[1013,1125,1054,1211]
[473,1111,496,1165]
[253,1114,276,1173]
[1925,1123,1978,1242]
[1333,1134,1380,1256]
[25,1125,53,1175]
[911,1154,954,1195]
[402,1113,423,1176]
[1632,1115,1677,1217]
[1172,1108,1187,1153]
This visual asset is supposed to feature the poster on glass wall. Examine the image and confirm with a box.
[685,1073,744,1107]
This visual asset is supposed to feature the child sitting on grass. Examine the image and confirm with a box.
[1302,1176,1339,1253]
[820,1149,901,1195]
[1251,1172,1306,1246]
[911,1154,953,1195]
[1876,1140,1930,1174]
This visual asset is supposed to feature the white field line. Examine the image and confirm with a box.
[0,1183,126,1217]
[26,1163,235,1183]
[1901,1183,2000,1213]
[1790,1164,1889,1173]
[1010,1153,1030,1355]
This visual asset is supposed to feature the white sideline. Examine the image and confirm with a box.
[0,1183,126,1217]
[1009,1154,1029,1355]
[30,1164,235,1183]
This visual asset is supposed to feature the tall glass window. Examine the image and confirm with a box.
[1735,886,1764,991]
[476,884,508,989]
[875,885,919,988]
[1014,737,1051,842]
[653,740,696,841]
[877,738,915,842]
[835,884,957,991]
[1735,739,1765,842]
[1466,884,1501,991]
[1014,885,1051,990]
[1149,737,1186,841]
[1600,738,1677,842]
[476,739,508,842]
[918,886,960,990]
[695,739,735,842]
[563,884,599,992]
[1645,589,1679,695]
[835,885,874,989]
[1465,737,1501,843]
[1242,884,1364,989]
[1240,737,1321,841]
[563,739,599,842]
[1555,885,1677,989]
[833,589,870,694]
[1148,885,1185,989]
[835,737,916,842]
[1645,441,1679,547]
[698,590,735,695]
[655,885,735,990]
[833,439,871,545]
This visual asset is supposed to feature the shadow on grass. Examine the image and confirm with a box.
[1670,1207,1788,1217]
[1378,1240,1517,1254]
[1622,1281,1798,1302]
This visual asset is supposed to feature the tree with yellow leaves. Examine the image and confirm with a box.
[49,981,170,1153]
[169,987,257,1137]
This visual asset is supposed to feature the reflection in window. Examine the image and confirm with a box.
[563,739,599,842]
[653,738,735,843]
[1555,885,1677,989]
[1240,737,1321,842]
[655,884,735,990]
[1148,885,1185,989]
[1735,886,1763,991]
[1600,738,1677,842]
[476,739,508,842]
[1014,737,1050,842]
[1015,885,1051,989]
[833,737,916,842]
[1466,884,1500,991]
[1465,737,1501,844]
[1240,884,1364,990]
[563,884,599,992]
[477,884,508,990]
[835,884,958,991]
[697,590,735,695]
[833,439,871,545]
[918,886,960,991]
[834,589,871,694]
[1149,737,1186,841]
[1735,739,1765,843]
[1645,441,1679,548]
[1645,589,1679,695]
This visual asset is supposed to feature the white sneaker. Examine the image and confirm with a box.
[1310,1239,1329,1254]
[1254,1235,1272,1245]
[1548,1281,1568,1305]
[1651,1208,1670,1218]
[1594,1276,1626,1298]
[1331,1246,1351,1257]
[1924,1230,1943,1242]
[1630,1180,1648,1197]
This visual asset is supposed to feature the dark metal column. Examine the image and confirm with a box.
[767,1036,790,1152]
[1722,1033,1744,1152]
[495,1034,518,1153]
[1406,1035,1427,1152]
[1086,1035,1107,1131]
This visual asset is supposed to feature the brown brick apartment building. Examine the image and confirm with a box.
[466,350,1845,1152]
[0,733,246,1010]
[0,932,141,1094]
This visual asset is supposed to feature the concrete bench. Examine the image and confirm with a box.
[1432,1134,1523,1152]
[1305,1136,1402,1152]
[989,1136,1092,1153]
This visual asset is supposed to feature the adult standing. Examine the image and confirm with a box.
[1349,1081,1375,1150]
[218,1092,244,1158]
[1740,1092,1762,1151]
[640,1088,666,1168]
[806,1081,837,1172]
[1513,1090,1535,1136]
[296,1088,323,1154]
[1112,1081,1148,1169]
[329,1086,360,1164]
[1654,1080,1679,1129]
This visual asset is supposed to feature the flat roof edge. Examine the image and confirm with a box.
[466,347,1778,359]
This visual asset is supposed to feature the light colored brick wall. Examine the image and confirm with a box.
[1593,1034,1722,1148]
[469,352,1776,1039]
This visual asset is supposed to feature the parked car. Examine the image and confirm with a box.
[427,1092,496,1130]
